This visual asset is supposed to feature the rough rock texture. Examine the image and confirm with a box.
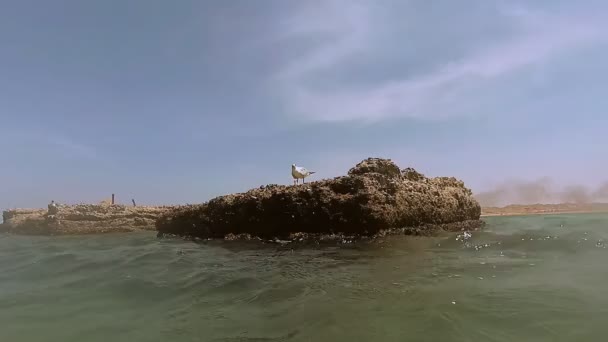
[157,158,482,239]
[1,204,174,235]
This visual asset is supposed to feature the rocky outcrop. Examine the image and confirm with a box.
[1,204,174,235]
[157,158,482,239]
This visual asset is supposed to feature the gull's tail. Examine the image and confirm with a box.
[309,171,316,175]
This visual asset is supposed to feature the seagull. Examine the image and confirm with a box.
[292,164,316,185]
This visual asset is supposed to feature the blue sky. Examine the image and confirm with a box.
[1,0,608,208]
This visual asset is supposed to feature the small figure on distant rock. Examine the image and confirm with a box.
[47,200,58,216]
[291,164,316,185]
[46,200,59,222]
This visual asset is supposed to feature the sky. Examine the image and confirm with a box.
[1,0,608,209]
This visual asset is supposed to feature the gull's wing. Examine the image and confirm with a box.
[295,166,309,175]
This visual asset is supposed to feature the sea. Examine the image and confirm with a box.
[1,213,607,342]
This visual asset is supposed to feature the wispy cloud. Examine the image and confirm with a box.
[45,135,98,160]
[1,127,100,161]
[273,1,608,123]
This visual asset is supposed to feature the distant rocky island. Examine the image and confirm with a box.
[1,204,174,235]
[1,158,485,238]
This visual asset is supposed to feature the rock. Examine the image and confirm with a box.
[156,158,482,239]
[348,157,401,177]
[1,204,174,235]
[401,167,425,181]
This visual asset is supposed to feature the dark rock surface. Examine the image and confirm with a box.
[156,158,482,239]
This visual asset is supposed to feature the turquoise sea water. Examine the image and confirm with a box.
[1,213,607,341]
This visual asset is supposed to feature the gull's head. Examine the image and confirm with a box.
[292,164,296,168]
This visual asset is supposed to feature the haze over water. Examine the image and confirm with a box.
[1,214,607,341]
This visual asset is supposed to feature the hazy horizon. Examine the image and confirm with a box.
[1,0,607,209]
[476,178,608,207]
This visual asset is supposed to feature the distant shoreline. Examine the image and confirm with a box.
[481,203,608,217]
[480,210,607,217]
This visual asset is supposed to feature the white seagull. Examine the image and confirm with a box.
[292,164,316,185]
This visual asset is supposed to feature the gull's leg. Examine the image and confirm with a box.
[303,177,305,184]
